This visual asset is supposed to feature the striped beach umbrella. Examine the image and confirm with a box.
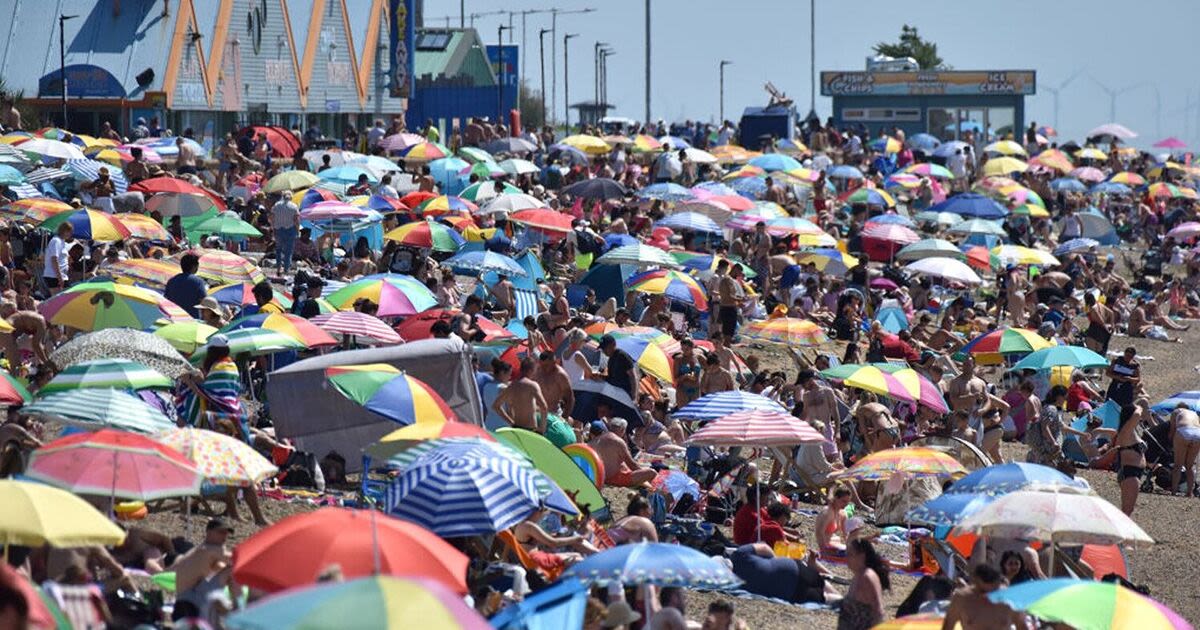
[458,181,521,203]
[742,318,829,346]
[41,210,131,242]
[989,578,1186,630]
[5,198,73,223]
[41,359,171,394]
[836,447,966,482]
[563,542,740,588]
[23,389,174,434]
[325,274,438,317]
[596,243,681,269]
[822,363,948,413]
[209,283,294,310]
[26,429,201,501]
[954,328,1056,365]
[625,269,708,311]
[945,462,1090,496]
[674,391,789,421]
[105,258,181,291]
[223,313,338,348]
[112,213,172,241]
[417,195,477,216]
[400,141,452,161]
[384,220,465,252]
[793,248,860,274]
[326,364,454,426]
[38,280,189,330]
[310,312,403,344]
[63,159,128,193]
[0,371,30,406]
[181,249,266,285]
[685,410,825,447]
[190,329,307,364]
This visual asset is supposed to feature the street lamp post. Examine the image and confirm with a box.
[601,50,615,107]
[719,60,732,123]
[644,0,651,124]
[564,33,578,132]
[594,41,607,104]
[539,29,550,129]
[58,14,78,127]
[497,24,511,124]
[548,8,596,128]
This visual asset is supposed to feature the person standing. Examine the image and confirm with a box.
[1106,346,1141,408]
[269,190,300,275]
[164,253,208,318]
[1169,403,1200,497]
[1114,402,1149,515]
[175,137,197,175]
[599,335,639,402]
[42,223,72,294]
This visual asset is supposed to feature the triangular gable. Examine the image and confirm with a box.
[163,0,213,108]
[347,0,387,106]
[278,0,318,108]
[201,0,234,101]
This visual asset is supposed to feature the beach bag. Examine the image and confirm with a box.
[280,451,325,490]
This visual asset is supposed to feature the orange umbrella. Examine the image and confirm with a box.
[232,507,469,594]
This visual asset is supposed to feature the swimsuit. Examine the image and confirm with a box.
[1178,426,1200,443]
[1116,441,1147,482]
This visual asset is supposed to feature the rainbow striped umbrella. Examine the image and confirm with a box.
[5,197,73,223]
[742,318,829,346]
[105,258,181,290]
[38,280,189,330]
[625,269,708,311]
[41,210,131,241]
[326,274,438,317]
[613,336,673,383]
[112,213,171,240]
[223,313,337,348]
[836,447,966,482]
[182,249,266,285]
[209,283,294,309]
[989,579,1186,630]
[325,364,455,426]
[955,327,1055,365]
[384,220,465,252]
[631,134,663,153]
[582,323,681,354]
[821,363,948,413]
[884,173,923,190]
[400,141,451,161]
[902,163,954,179]
[1109,171,1146,186]
[417,195,477,216]
[1148,182,1186,199]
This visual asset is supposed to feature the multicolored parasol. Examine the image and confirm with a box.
[325,364,456,426]
[383,220,465,252]
[309,311,403,344]
[742,318,829,346]
[209,283,294,309]
[38,280,190,330]
[324,274,438,317]
[41,209,131,242]
[955,327,1056,365]
[835,447,966,482]
[988,578,1188,630]
[155,427,278,487]
[41,358,171,393]
[222,312,338,348]
[625,269,708,311]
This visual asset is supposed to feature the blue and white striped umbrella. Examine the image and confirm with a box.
[8,183,41,199]
[674,390,789,421]
[656,211,722,233]
[0,145,29,166]
[23,388,174,434]
[387,443,545,537]
[444,250,528,277]
[65,159,129,194]
[1054,237,1100,256]
[23,166,71,186]
[638,182,693,202]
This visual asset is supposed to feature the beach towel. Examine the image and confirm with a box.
[177,357,248,442]
[513,288,541,322]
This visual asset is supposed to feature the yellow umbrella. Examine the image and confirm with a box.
[982,157,1028,176]
[992,245,1059,266]
[1075,147,1108,161]
[560,134,611,155]
[0,479,125,547]
[983,140,1027,156]
[264,170,320,193]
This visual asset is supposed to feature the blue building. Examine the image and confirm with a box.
[407,27,517,136]
[820,70,1037,141]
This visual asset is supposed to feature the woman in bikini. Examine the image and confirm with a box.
[838,539,889,630]
[815,486,852,556]
[513,509,598,574]
[606,494,658,544]
[1168,404,1200,497]
[1114,402,1149,516]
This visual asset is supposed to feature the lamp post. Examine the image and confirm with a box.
[497,24,511,124]
[549,8,596,128]
[539,29,550,129]
[644,0,651,124]
[563,33,578,132]
[594,41,607,104]
[719,60,732,123]
[58,14,78,127]
[808,0,816,119]
[601,49,615,107]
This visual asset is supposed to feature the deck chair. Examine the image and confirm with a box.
[495,529,565,583]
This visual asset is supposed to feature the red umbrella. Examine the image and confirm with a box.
[130,177,225,210]
[0,563,56,630]
[232,507,469,594]
[400,191,438,208]
[394,309,514,342]
[239,125,302,158]
[510,208,573,234]
[26,429,201,501]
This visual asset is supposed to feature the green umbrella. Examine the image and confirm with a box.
[190,211,263,239]
[154,321,219,355]
[23,389,175,434]
[457,146,494,164]
[458,180,521,203]
[494,427,610,519]
[189,328,306,364]
[896,238,966,262]
[41,359,171,394]
[1011,346,1108,371]
[596,243,683,269]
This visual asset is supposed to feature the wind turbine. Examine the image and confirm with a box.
[1085,73,1147,123]
[1038,69,1084,132]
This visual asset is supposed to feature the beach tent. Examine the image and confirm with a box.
[494,428,610,521]
[267,338,482,472]
[489,578,588,630]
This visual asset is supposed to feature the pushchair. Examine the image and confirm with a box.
[1142,420,1175,493]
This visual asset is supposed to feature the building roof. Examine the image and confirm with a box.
[414,28,495,87]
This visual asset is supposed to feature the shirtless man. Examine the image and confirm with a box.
[492,357,549,434]
[947,356,987,413]
[171,519,235,622]
[709,333,736,371]
[589,417,656,487]
[488,274,515,321]
[941,565,1025,630]
[533,351,574,421]
[855,392,899,452]
[796,369,842,462]
[700,354,736,395]
[0,411,40,477]
[0,300,49,368]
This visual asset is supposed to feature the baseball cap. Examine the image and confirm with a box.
[589,420,607,434]
[208,333,230,348]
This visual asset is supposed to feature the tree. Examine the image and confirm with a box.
[873,25,945,70]
[518,80,546,130]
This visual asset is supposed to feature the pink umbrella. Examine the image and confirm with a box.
[301,201,375,222]
[707,195,755,211]
[1167,222,1200,241]
[310,311,404,344]
[117,144,163,163]
[685,410,826,447]
[862,222,919,244]
[1153,137,1187,149]
[26,429,201,503]
[1070,166,1106,183]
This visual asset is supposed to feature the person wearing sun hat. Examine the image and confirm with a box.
[196,296,228,328]
[601,600,641,629]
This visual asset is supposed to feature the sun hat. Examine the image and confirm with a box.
[602,601,641,628]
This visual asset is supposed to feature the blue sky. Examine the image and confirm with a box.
[438,0,1199,149]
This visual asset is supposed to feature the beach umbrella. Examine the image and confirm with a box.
[1087,123,1137,140]
[563,542,740,588]
[945,462,1091,496]
[310,311,403,344]
[479,193,546,217]
[0,164,23,186]
[209,283,294,310]
[896,238,964,262]
[1049,177,1086,193]
[792,248,859,275]
[388,443,549,537]
[325,364,454,426]
[561,177,628,200]
[1090,181,1131,196]
[638,182,692,202]
[0,480,125,547]
[381,132,426,152]
[1012,346,1108,371]
[826,164,864,179]
[946,218,1006,236]
[63,158,128,193]
[458,180,520,203]
[876,306,909,334]
[904,257,982,285]
[263,170,320,193]
[658,135,691,150]
[862,222,919,245]
[485,137,538,155]
[181,249,265,285]
[225,576,489,630]
[416,195,477,216]
[869,136,903,154]
[27,429,201,501]
[493,158,539,177]
[0,371,29,406]
[742,318,829,346]
[725,206,787,232]
[959,491,1152,547]
[884,173,923,191]
[611,336,673,383]
[1071,166,1106,183]
[1030,150,1074,173]
[1152,137,1187,150]
[144,191,219,217]
[191,211,263,239]
[906,133,942,152]
[992,245,1060,267]
[821,363,948,413]
[38,280,189,330]
[836,447,966,482]
[984,140,1027,156]
[18,138,86,160]
[5,197,73,223]
[686,410,825,447]
[509,207,573,234]
[444,250,527,277]
[748,153,802,172]
[571,379,642,425]
[1075,147,1109,162]
[232,507,467,594]
[401,142,453,162]
[561,134,611,155]
[153,321,219,354]
[903,163,954,179]
[131,178,225,211]
[674,390,789,421]
[913,210,964,227]
[1151,391,1200,415]
[325,274,438,317]
[223,313,338,348]
[41,358,171,393]
[190,329,307,363]
[156,427,278,487]
[596,243,681,269]
[383,220,464,252]
[393,309,512,343]
[1054,238,1100,256]
[40,209,131,242]
[655,211,722,233]
[22,388,173,434]
[50,328,195,379]
[982,157,1028,176]
[954,328,1055,365]
[989,578,1188,630]
[625,269,707,311]
[494,427,609,518]
[906,492,998,528]
[366,421,496,461]
[301,200,376,224]
[112,213,172,241]
[318,165,378,185]
[930,193,1008,220]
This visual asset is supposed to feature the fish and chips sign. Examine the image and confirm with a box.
[821,71,1036,97]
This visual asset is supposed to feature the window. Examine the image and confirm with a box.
[843,108,919,122]
[416,31,452,51]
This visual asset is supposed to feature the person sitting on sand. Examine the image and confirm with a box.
[941,565,1026,630]
[170,518,235,624]
[111,524,176,574]
[729,543,842,605]
[589,417,656,487]
[815,486,851,556]
[513,508,597,573]
[605,494,658,544]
